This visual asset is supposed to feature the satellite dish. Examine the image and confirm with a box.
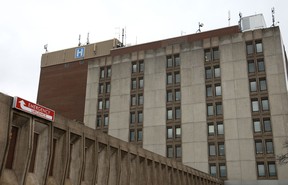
[44,44,48,52]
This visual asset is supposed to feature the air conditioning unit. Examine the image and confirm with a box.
[241,14,267,31]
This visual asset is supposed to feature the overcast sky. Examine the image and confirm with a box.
[1,0,287,103]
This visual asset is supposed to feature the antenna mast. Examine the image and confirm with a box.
[44,44,48,52]
[86,32,90,45]
[238,12,242,30]
[122,28,124,46]
[78,34,81,46]
[228,10,231,26]
[196,22,204,33]
[272,7,275,27]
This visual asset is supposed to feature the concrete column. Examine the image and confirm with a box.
[107,147,118,185]
[220,35,256,182]
[96,143,109,185]
[49,126,69,185]
[0,94,12,175]
[143,49,166,156]
[109,55,130,141]
[119,151,129,185]
[84,60,100,129]
[26,120,51,185]
[82,138,96,185]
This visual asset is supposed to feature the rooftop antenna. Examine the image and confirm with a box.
[122,28,125,46]
[86,32,90,45]
[228,10,231,26]
[238,12,242,30]
[78,34,81,46]
[196,22,204,33]
[44,44,48,52]
[125,27,127,46]
[271,7,279,27]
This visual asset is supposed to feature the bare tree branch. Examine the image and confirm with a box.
[277,139,288,165]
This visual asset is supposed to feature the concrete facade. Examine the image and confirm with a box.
[83,26,288,185]
[37,25,288,185]
[0,93,223,185]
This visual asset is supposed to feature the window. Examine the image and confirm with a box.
[138,112,143,123]
[100,68,105,78]
[98,100,103,110]
[167,109,173,120]
[105,99,110,109]
[131,79,137,89]
[167,73,173,84]
[218,143,225,156]
[219,164,227,177]
[131,95,137,106]
[130,112,135,124]
[255,140,263,154]
[132,63,137,73]
[167,91,173,102]
[257,59,265,72]
[130,130,135,141]
[246,42,254,55]
[175,89,181,101]
[106,83,111,93]
[250,80,257,92]
[138,94,144,105]
[259,79,267,91]
[255,41,263,53]
[207,104,214,116]
[175,126,181,138]
[174,55,180,66]
[99,83,104,94]
[215,84,222,96]
[139,78,144,89]
[175,107,181,119]
[107,67,111,77]
[137,129,143,141]
[252,100,259,112]
[266,140,274,154]
[248,60,255,73]
[210,164,217,177]
[253,119,261,133]
[104,115,109,126]
[96,116,101,127]
[257,163,265,177]
[214,66,221,78]
[263,119,272,132]
[213,48,220,60]
[205,67,212,79]
[139,61,144,72]
[167,146,173,158]
[204,49,211,62]
[167,56,173,68]
[175,72,180,83]
[167,127,173,139]
[208,123,215,136]
[206,85,212,97]
[176,145,182,158]
[216,103,222,115]
[268,162,277,176]
[209,143,216,156]
[217,123,224,135]
[261,98,269,111]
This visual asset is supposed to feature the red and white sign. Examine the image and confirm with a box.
[13,97,55,122]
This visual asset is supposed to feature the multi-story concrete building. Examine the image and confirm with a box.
[37,15,288,185]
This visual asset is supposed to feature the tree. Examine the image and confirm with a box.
[277,139,288,165]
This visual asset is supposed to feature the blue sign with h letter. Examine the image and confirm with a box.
[75,47,85,59]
